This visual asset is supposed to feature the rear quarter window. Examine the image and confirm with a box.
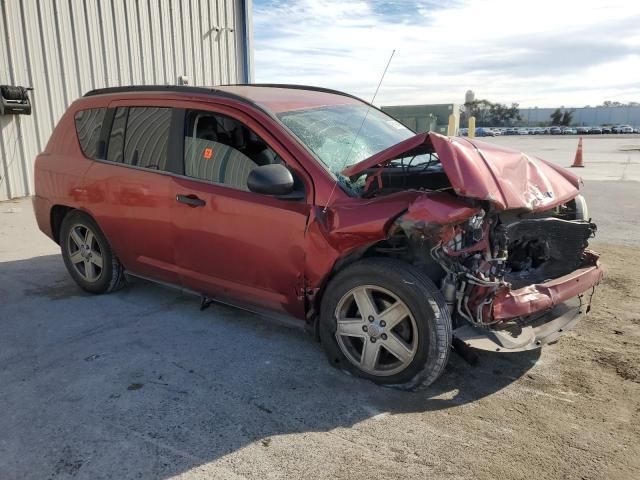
[74,108,106,159]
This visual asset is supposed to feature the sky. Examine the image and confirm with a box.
[252,0,640,108]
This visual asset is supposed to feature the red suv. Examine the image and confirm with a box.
[34,85,602,389]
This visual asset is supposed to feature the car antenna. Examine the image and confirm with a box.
[323,49,396,214]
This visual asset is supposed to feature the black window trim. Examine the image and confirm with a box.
[106,106,130,165]
[98,108,116,160]
[168,108,185,175]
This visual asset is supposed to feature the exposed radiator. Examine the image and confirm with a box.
[503,218,596,288]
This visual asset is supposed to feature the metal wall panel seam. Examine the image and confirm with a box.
[108,0,123,85]
[63,0,84,97]
[159,0,173,84]
[192,0,204,85]
[147,0,164,84]
[180,0,192,85]
[1,0,26,197]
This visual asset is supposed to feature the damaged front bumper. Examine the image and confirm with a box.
[453,251,602,352]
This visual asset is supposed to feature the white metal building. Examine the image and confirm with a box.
[518,106,640,127]
[0,0,253,201]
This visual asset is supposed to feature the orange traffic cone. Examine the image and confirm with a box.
[571,137,584,168]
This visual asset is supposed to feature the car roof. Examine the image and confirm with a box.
[84,84,365,114]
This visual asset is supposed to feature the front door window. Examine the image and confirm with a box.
[183,110,283,191]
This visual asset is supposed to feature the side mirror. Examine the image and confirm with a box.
[247,164,294,196]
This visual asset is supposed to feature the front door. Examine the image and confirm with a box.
[170,107,312,317]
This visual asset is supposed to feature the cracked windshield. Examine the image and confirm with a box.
[278,103,431,190]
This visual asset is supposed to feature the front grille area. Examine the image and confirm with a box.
[503,218,596,289]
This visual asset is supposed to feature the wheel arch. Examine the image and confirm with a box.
[50,204,75,244]
[309,227,445,338]
[57,207,126,294]
[51,206,115,257]
[317,255,452,388]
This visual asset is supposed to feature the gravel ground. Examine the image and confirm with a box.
[1,137,639,480]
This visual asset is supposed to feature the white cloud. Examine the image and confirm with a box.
[253,0,640,107]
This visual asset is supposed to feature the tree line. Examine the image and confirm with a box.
[462,99,521,127]
[463,98,638,127]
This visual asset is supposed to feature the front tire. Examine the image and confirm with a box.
[60,210,125,294]
[319,258,452,389]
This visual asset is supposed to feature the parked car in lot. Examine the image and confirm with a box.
[589,127,602,134]
[601,126,612,134]
[516,128,529,135]
[576,127,590,134]
[563,127,577,134]
[33,84,602,388]
[504,127,518,135]
[475,127,496,137]
[550,126,563,135]
[611,125,633,134]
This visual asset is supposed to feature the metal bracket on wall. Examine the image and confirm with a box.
[203,25,235,38]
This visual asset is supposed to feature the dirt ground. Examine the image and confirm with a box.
[1,136,639,479]
[516,241,640,480]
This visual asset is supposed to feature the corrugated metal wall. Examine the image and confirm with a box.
[519,106,640,127]
[0,0,251,201]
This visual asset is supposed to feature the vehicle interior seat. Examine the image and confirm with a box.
[254,148,282,166]
[184,134,258,191]
[245,130,282,166]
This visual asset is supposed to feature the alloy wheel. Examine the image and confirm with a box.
[67,223,104,283]
[334,285,418,376]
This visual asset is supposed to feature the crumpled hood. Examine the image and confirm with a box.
[341,132,581,211]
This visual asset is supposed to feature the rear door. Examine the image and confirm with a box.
[83,104,181,284]
[170,105,312,317]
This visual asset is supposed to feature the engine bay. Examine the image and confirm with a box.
[384,190,598,330]
[347,145,599,330]
[501,217,596,288]
[353,154,453,198]
[431,199,597,328]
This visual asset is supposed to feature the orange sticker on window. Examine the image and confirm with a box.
[203,147,213,159]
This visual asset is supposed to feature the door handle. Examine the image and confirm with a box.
[176,194,206,207]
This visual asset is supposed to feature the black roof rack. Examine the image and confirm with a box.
[83,85,267,113]
[84,85,224,97]
[84,83,365,103]
[82,84,374,125]
[218,83,366,103]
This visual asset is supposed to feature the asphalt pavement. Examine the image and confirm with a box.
[1,135,638,479]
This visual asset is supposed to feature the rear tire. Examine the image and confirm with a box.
[319,258,451,390]
[60,210,125,294]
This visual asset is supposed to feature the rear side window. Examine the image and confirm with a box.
[106,106,171,171]
[74,108,106,159]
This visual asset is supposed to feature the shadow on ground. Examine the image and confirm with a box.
[0,254,540,478]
